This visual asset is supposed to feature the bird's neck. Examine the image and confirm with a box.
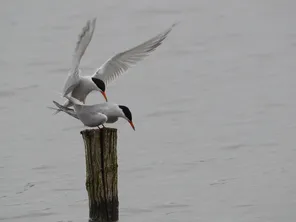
[106,104,125,119]
[80,76,97,90]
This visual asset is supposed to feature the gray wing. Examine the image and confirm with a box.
[92,23,176,84]
[51,100,102,120]
[78,103,108,114]
[62,18,97,96]
[52,101,79,119]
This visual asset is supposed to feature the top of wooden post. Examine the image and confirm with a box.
[80,127,118,136]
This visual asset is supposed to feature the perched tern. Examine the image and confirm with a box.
[57,18,176,114]
[52,96,135,130]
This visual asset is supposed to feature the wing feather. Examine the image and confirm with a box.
[62,18,97,96]
[93,23,176,84]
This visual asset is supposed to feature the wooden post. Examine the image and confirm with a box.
[81,128,119,222]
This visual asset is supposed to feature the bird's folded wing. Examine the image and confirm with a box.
[52,101,79,119]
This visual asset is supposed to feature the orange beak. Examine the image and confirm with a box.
[101,91,108,102]
[128,120,135,131]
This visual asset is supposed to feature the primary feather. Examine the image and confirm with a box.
[92,23,177,84]
[52,101,79,119]
[63,18,97,96]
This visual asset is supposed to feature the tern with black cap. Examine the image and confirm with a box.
[51,96,135,130]
[57,17,176,114]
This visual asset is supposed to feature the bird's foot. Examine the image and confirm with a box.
[97,124,106,129]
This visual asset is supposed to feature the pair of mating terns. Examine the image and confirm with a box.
[51,18,175,130]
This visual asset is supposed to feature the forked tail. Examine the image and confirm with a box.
[50,101,79,119]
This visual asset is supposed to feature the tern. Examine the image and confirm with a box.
[51,96,135,130]
[57,18,176,114]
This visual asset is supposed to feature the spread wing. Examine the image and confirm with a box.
[62,18,97,96]
[92,23,176,84]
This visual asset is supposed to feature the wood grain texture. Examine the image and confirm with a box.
[81,128,118,222]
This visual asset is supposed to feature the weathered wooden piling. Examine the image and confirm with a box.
[80,128,119,222]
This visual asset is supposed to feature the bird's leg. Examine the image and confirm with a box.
[97,124,105,129]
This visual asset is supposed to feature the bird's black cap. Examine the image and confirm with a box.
[118,105,132,121]
[91,78,106,92]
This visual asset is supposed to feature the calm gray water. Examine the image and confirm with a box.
[1,0,296,221]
